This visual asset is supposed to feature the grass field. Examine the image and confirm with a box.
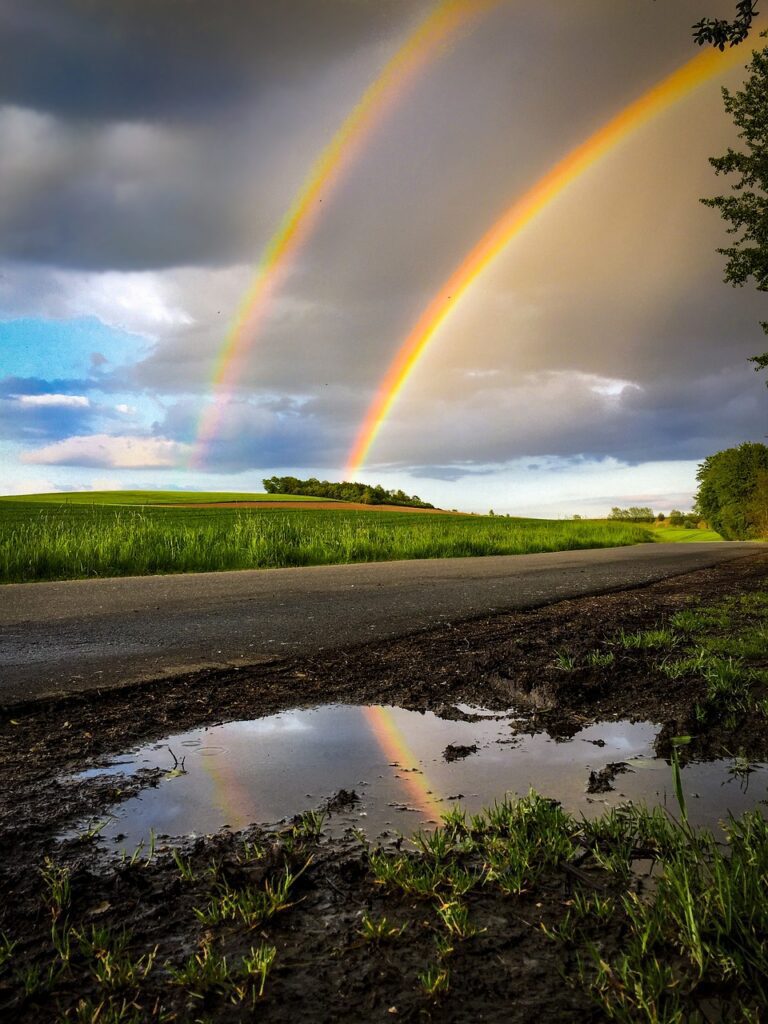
[0,494,655,583]
[0,490,327,505]
[651,526,723,543]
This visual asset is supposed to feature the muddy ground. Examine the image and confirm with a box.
[1,552,767,1022]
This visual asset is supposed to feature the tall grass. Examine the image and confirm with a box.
[0,506,651,583]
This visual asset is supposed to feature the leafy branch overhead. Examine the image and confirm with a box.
[692,0,760,49]
[702,39,768,380]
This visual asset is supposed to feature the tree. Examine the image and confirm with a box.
[695,442,768,538]
[692,1,760,49]
[702,37,768,383]
[608,506,655,522]
[261,476,434,508]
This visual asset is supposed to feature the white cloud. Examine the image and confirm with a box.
[15,393,90,408]
[22,433,190,468]
[1,475,61,496]
[115,403,136,415]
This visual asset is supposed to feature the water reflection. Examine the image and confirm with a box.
[69,705,768,850]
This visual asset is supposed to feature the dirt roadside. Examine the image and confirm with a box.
[1,552,767,1022]
[2,552,767,852]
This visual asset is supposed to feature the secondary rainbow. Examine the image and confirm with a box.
[191,0,501,469]
[345,40,757,474]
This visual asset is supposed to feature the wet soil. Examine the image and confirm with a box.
[1,552,767,1021]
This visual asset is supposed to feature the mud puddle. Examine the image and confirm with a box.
[67,703,768,849]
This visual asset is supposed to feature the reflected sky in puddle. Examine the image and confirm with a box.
[72,705,768,849]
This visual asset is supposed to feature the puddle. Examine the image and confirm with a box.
[68,704,768,850]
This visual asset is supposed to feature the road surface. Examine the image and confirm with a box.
[0,542,763,704]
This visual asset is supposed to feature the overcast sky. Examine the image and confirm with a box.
[1,0,765,514]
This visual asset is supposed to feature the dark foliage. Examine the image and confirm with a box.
[607,506,656,522]
[702,38,768,381]
[262,476,434,508]
[695,442,768,538]
[692,1,760,49]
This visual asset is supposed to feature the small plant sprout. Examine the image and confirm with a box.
[670,735,692,824]
[79,818,111,841]
[358,913,407,943]
[616,627,676,650]
[413,827,453,861]
[441,806,468,836]
[0,932,18,969]
[194,860,310,929]
[127,840,145,868]
[16,961,64,998]
[418,964,450,999]
[141,828,156,867]
[727,753,758,786]
[554,650,577,671]
[540,911,577,944]
[41,857,71,922]
[77,926,157,990]
[585,649,615,668]
[168,937,232,996]
[435,900,479,939]
[171,848,196,882]
[67,996,145,1024]
[51,921,74,964]
[292,809,326,842]
[570,890,615,922]
[237,840,266,864]
[241,942,277,998]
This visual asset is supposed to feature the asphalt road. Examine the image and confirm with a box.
[0,542,763,705]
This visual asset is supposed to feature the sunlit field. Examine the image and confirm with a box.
[650,526,724,543]
[2,490,327,505]
[0,498,653,584]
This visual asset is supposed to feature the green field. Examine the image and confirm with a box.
[0,494,656,584]
[650,526,724,543]
[0,490,327,506]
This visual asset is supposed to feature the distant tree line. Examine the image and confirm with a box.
[607,506,656,523]
[695,442,768,539]
[607,506,706,527]
[262,477,434,509]
[666,510,704,529]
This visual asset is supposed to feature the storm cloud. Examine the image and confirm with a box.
[1,0,765,508]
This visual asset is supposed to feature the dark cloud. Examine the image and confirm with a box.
[0,0,416,122]
[3,0,765,487]
[155,392,348,472]
[0,0,733,273]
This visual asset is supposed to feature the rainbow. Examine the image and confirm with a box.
[196,710,444,832]
[200,747,256,832]
[345,40,757,474]
[191,0,500,469]
[363,706,444,820]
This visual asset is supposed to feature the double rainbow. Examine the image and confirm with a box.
[191,0,501,469]
[345,40,757,474]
